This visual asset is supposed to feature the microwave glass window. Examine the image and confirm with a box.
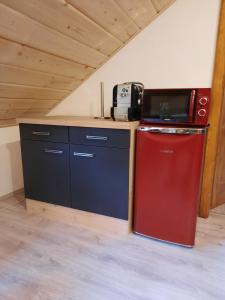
[142,92,191,121]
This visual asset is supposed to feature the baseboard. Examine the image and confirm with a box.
[26,198,130,235]
[0,188,24,201]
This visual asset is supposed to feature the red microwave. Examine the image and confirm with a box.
[141,88,211,126]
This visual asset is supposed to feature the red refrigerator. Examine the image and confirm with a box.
[134,126,207,247]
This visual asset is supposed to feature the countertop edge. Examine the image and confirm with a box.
[16,117,139,130]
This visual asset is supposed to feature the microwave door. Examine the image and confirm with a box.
[142,90,194,123]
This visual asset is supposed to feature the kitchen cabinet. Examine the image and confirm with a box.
[21,140,70,207]
[20,124,70,207]
[69,127,130,220]
[70,144,129,220]
[19,118,136,225]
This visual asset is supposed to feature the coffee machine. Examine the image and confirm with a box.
[111,82,144,121]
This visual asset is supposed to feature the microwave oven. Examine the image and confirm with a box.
[141,88,211,126]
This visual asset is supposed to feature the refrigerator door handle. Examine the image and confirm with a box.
[138,127,207,135]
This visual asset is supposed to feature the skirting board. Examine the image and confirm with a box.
[0,188,24,201]
[26,199,130,235]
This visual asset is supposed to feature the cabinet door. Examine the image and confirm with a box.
[70,145,129,220]
[21,140,70,207]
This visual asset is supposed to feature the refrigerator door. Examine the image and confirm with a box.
[134,126,207,246]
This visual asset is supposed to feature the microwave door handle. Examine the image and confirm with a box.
[189,90,196,122]
[138,127,207,135]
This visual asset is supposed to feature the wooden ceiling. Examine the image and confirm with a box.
[0,0,175,126]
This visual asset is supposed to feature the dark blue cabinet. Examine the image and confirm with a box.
[70,144,129,220]
[21,140,70,207]
[20,124,130,220]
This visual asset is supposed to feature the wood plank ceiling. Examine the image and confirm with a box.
[0,0,175,126]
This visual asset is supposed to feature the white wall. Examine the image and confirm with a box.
[50,0,221,118]
[0,126,23,197]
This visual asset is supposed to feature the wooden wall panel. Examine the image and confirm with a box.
[0,83,68,100]
[0,4,107,67]
[0,0,176,125]
[0,99,59,110]
[0,110,27,119]
[115,0,157,28]
[199,0,224,217]
[0,64,79,90]
[0,38,94,79]
[67,0,139,42]
[210,88,225,208]
[152,0,174,12]
[0,108,52,119]
[1,0,122,56]
[0,119,16,127]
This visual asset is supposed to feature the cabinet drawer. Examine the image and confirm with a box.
[20,124,69,143]
[69,127,130,148]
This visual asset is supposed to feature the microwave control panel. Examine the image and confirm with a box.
[195,88,211,125]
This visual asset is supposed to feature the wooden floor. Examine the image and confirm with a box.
[1,194,225,300]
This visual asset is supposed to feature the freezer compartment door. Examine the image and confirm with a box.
[134,128,206,246]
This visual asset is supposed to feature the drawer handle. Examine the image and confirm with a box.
[73,152,94,158]
[32,131,51,136]
[44,149,63,154]
[86,135,108,141]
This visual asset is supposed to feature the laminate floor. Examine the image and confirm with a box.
[0,193,225,300]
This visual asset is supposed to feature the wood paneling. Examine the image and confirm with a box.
[152,0,175,12]
[1,0,122,56]
[0,99,59,122]
[0,83,68,99]
[0,109,44,120]
[0,99,59,110]
[0,64,79,90]
[0,37,94,78]
[67,0,139,42]
[115,0,157,28]
[0,0,176,125]
[199,0,224,217]
[18,108,56,117]
[0,119,16,126]
[211,88,225,207]
[0,4,107,67]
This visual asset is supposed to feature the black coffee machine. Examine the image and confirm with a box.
[111,82,144,121]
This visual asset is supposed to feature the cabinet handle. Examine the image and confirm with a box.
[32,131,51,136]
[86,135,108,141]
[44,149,63,154]
[73,152,94,158]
